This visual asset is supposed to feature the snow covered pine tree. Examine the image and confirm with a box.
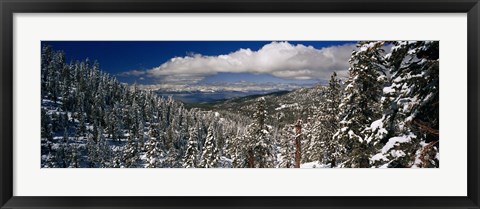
[334,41,387,168]
[369,41,439,168]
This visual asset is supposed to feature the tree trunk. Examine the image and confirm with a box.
[330,146,336,168]
[247,149,255,168]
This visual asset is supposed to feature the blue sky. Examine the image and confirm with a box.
[42,41,356,90]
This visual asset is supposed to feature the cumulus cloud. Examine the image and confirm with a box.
[122,41,356,84]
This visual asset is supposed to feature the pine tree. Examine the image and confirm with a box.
[96,126,112,167]
[301,119,314,164]
[165,124,175,150]
[112,148,124,168]
[334,41,387,168]
[55,128,69,168]
[279,125,295,168]
[68,143,80,168]
[293,119,302,168]
[41,45,53,98]
[41,108,54,156]
[231,134,247,168]
[86,132,99,168]
[145,126,162,168]
[244,97,275,168]
[312,72,342,167]
[200,124,219,168]
[123,132,139,168]
[165,147,182,168]
[136,110,146,152]
[183,127,199,168]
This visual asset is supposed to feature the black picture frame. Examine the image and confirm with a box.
[1,0,479,208]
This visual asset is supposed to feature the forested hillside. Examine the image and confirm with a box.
[41,41,439,168]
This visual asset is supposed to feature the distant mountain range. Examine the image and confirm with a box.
[173,85,328,127]
[143,81,321,103]
[154,89,289,103]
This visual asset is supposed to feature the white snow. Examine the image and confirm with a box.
[367,119,388,143]
[300,161,330,168]
[370,119,383,131]
[390,150,406,158]
[383,86,395,94]
[379,163,390,168]
[381,134,415,154]
[359,42,377,52]
[348,130,362,142]
[371,153,388,162]
[51,144,60,150]
[275,103,299,111]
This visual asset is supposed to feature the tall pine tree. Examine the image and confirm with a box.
[334,41,387,168]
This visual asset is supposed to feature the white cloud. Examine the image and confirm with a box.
[118,69,146,77]
[123,41,356,84]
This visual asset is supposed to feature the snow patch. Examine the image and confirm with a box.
[370,119,383,131]
[300,161,330,168]
[275,103,299,111]
[383,86,395,94]
[381,134,415,154]
[371,153,388,162]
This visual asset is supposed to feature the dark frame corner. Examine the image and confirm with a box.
[1,0,479,208]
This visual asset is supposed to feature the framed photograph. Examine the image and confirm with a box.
[1,0,479,208]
